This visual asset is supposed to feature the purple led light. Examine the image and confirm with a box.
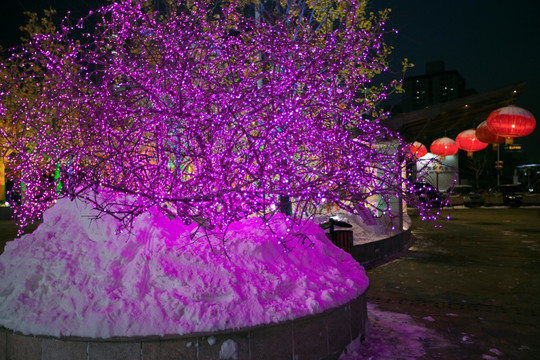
[1,0,439,238]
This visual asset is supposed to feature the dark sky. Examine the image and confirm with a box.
[0,0,106,41]
[2,0,540,161]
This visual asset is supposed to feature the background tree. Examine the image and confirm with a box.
[0,9,63,205]
[0,0,435,242]
[464,152,487,190]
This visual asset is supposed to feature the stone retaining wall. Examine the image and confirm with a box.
[352,227,413,268]
[0,292,367,360]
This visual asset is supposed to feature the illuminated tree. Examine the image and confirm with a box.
[0,0,435,241]
[0,10,61,204]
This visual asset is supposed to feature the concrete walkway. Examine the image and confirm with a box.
[366,207,540,359]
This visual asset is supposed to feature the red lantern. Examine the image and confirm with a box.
[486,105,536,144]
[475,121,505,144]
[456,129,488,157]
[430,137,458,159]
[406,141,428,159]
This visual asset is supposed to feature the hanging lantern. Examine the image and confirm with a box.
[430,136,458,159]
[486,105,536,144]
[456,129,488,157]
[475,120,505,149]
[406,141,428,159]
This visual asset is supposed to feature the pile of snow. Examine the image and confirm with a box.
[0,198,368,338]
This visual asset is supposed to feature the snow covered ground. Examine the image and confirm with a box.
[0,197,371,338]
[339,303,449,360]
[340,305,508,359]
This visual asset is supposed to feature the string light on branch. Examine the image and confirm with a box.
[0,0,441,237]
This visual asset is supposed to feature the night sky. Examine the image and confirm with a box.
[2,0,540,161]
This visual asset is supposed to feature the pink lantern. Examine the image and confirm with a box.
[456,129,488,157]
[430,137,458,159]
[486,105,536,144]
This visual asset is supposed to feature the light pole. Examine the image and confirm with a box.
[495,145,503,186]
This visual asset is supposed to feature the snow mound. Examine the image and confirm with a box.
[0,198,368,338]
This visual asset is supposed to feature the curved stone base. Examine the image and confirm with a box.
[352,227,413,269]
[0,292,367,360]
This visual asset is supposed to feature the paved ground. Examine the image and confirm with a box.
[365,207,540,359]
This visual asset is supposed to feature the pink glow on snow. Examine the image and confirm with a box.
[0,198,368,338]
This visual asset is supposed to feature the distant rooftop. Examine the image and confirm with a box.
[383,81,526,141]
